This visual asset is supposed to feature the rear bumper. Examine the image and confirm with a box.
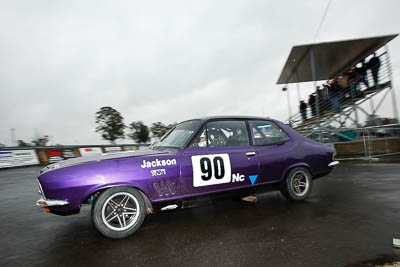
[36,198,69,208]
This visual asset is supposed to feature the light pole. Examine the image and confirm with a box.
[282,86,292,120]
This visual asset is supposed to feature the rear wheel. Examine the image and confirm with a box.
[280,167,312,201]
[91,187,146,238]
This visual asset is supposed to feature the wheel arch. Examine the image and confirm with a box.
[280,162,313,182]
[82,184,153,214]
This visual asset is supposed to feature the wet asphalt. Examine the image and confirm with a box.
[0,164,400,267]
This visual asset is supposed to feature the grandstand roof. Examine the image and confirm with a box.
[277,34,398,84]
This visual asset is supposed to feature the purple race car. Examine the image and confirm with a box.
[36,116,339,238]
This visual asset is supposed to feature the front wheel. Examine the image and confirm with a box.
[280,167,312,201]
[91,187,146,238]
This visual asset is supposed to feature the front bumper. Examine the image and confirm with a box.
[36,178,69,208]
[328,161,339,167]
[36,198,69,208]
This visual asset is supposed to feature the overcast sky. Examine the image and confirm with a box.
[1,0,400,145]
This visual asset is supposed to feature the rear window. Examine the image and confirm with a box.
[249,120,289,145]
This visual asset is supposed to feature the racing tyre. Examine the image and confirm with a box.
[91,187,146,238]
[280,167,312,201]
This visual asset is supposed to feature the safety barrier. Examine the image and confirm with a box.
[0,144,149,169]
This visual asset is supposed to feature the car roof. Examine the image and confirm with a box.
[195,115,272,122]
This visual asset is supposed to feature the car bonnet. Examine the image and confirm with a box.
[40,149,169,174]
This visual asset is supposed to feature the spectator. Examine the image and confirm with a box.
[367,53,381,86]
[346,68,361,98]
[319,84,329,112]
[337,74,349,98]
[328,79,344,113]
[299,100,307,122]
[356,59,369,88]
[308,93,316,117]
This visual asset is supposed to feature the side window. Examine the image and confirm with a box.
[189,127,207,148]
[249,120,289,145]
[206,120,249,147]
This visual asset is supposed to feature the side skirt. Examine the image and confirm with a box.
[151,182,281,213]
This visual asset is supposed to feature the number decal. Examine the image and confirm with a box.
[200,157,212,181]
[192,154,231,187]
[213,156,225,179]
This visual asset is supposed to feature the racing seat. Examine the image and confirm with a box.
[226,129,248,146]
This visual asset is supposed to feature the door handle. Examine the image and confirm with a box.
[246,152,256,157]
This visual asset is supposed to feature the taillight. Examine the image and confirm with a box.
[332,153,337,161]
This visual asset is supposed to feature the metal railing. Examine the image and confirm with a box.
[291,52,393,130]
[299,124,400,160]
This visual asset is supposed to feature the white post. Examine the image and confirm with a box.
[295,72,301,103]
[385,44,400,122]
[286,85,292,120]
[310,48,323,142]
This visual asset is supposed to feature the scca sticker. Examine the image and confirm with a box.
[191,154,232,187]
[151,169,166,176]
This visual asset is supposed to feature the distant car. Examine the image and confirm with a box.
[36,116,339,238]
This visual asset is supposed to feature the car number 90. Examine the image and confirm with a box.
[192,154,231,187]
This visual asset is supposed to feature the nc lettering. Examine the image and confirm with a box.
[232,173,245,182]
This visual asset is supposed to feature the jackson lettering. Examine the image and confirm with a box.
[141,158,177,168]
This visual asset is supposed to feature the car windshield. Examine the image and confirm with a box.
[154,120,202,148]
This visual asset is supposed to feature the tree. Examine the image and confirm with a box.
[17,140,31,147]
[31,136,49,146]
[167,122,178,131]
[128,121,150,144]
[150,122,177,138]
[95,106,126,144]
